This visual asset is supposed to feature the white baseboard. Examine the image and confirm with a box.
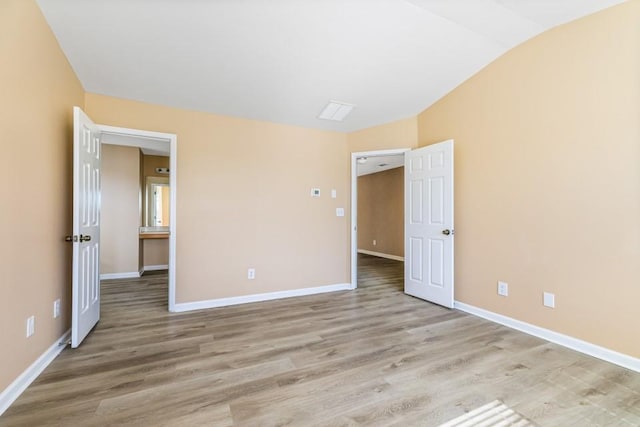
[143,264,169,272]
[100,271,140,280]
[0,330,70,416]
[454,301,640,373]
[357,249,404,262]
[173,283,352,313]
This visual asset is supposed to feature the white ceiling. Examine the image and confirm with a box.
[357,155,405,177]
[37,0,625,132]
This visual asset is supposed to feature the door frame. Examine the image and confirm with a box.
[98,124,178,312]
[350,148,410,289]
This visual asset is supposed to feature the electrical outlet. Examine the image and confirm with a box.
[248,268,256,280]
[497,281,508,297]
[373,239,377,246]
[53,299,61,318]
[544,292,555,308]
[26,316,35,338]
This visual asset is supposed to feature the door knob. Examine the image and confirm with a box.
[79,235,92,242]
[442,229,451,236]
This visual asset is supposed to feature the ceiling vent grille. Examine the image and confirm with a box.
[318,101,355,121]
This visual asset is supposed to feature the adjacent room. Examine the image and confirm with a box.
[1,0,639,425]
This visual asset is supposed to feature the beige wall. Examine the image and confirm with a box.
[357,167,404,257]
[417,1,640,357]
[101,145,141,275]
[143,239,170,269]
[84,93,350,303]
[143,155,170,178]
[348,117,418,153]
[0,0,84,392]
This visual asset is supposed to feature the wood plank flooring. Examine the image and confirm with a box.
[1,255,639,426]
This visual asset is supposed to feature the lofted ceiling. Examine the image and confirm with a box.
[37,0,625,132]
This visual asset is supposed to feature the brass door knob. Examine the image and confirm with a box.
[79,235,92,242]
[442,229,451,235]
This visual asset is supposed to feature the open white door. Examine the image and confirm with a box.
[71,106,101,347]
[404,140,454,308]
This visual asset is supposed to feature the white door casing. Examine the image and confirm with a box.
[71,106,101,348]
[350,149,410,288]
[404,140,454,308]
[99,125,178,311]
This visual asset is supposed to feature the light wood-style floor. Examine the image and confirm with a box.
[2,255,639,426]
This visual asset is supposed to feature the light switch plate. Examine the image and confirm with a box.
[26,316,35,338]
[336,208,345,217]
[543,292,555,308]
[331,189,337,198]
[53,299,61,318]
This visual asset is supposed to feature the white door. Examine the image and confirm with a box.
[404,140,454,308]
[71,106,101,348]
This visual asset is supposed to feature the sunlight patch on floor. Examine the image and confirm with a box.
[438,400,533,427]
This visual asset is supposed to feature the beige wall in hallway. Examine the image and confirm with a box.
[0,0,84,393]
[85,93,350,303]
[143,155,170,177]
[417,1,640,357]
[143,239,169,269]
[357,167,404,258]
[101,145,141,275]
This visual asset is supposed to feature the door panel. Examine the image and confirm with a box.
[404,140,454,308]
[72,106,101,348]
[410,179,424,224]
[409,237,423,282]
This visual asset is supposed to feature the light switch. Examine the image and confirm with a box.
[543,292,555,308]
[336,208,344,217]
[331,189,337,198]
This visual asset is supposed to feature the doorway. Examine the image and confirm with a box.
[350,141,455,308]
[99,125,178,312]
[350,148,409,288]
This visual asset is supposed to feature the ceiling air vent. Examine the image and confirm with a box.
[318,101,355,122]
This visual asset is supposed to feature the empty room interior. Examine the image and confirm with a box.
[1,0,639,425]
